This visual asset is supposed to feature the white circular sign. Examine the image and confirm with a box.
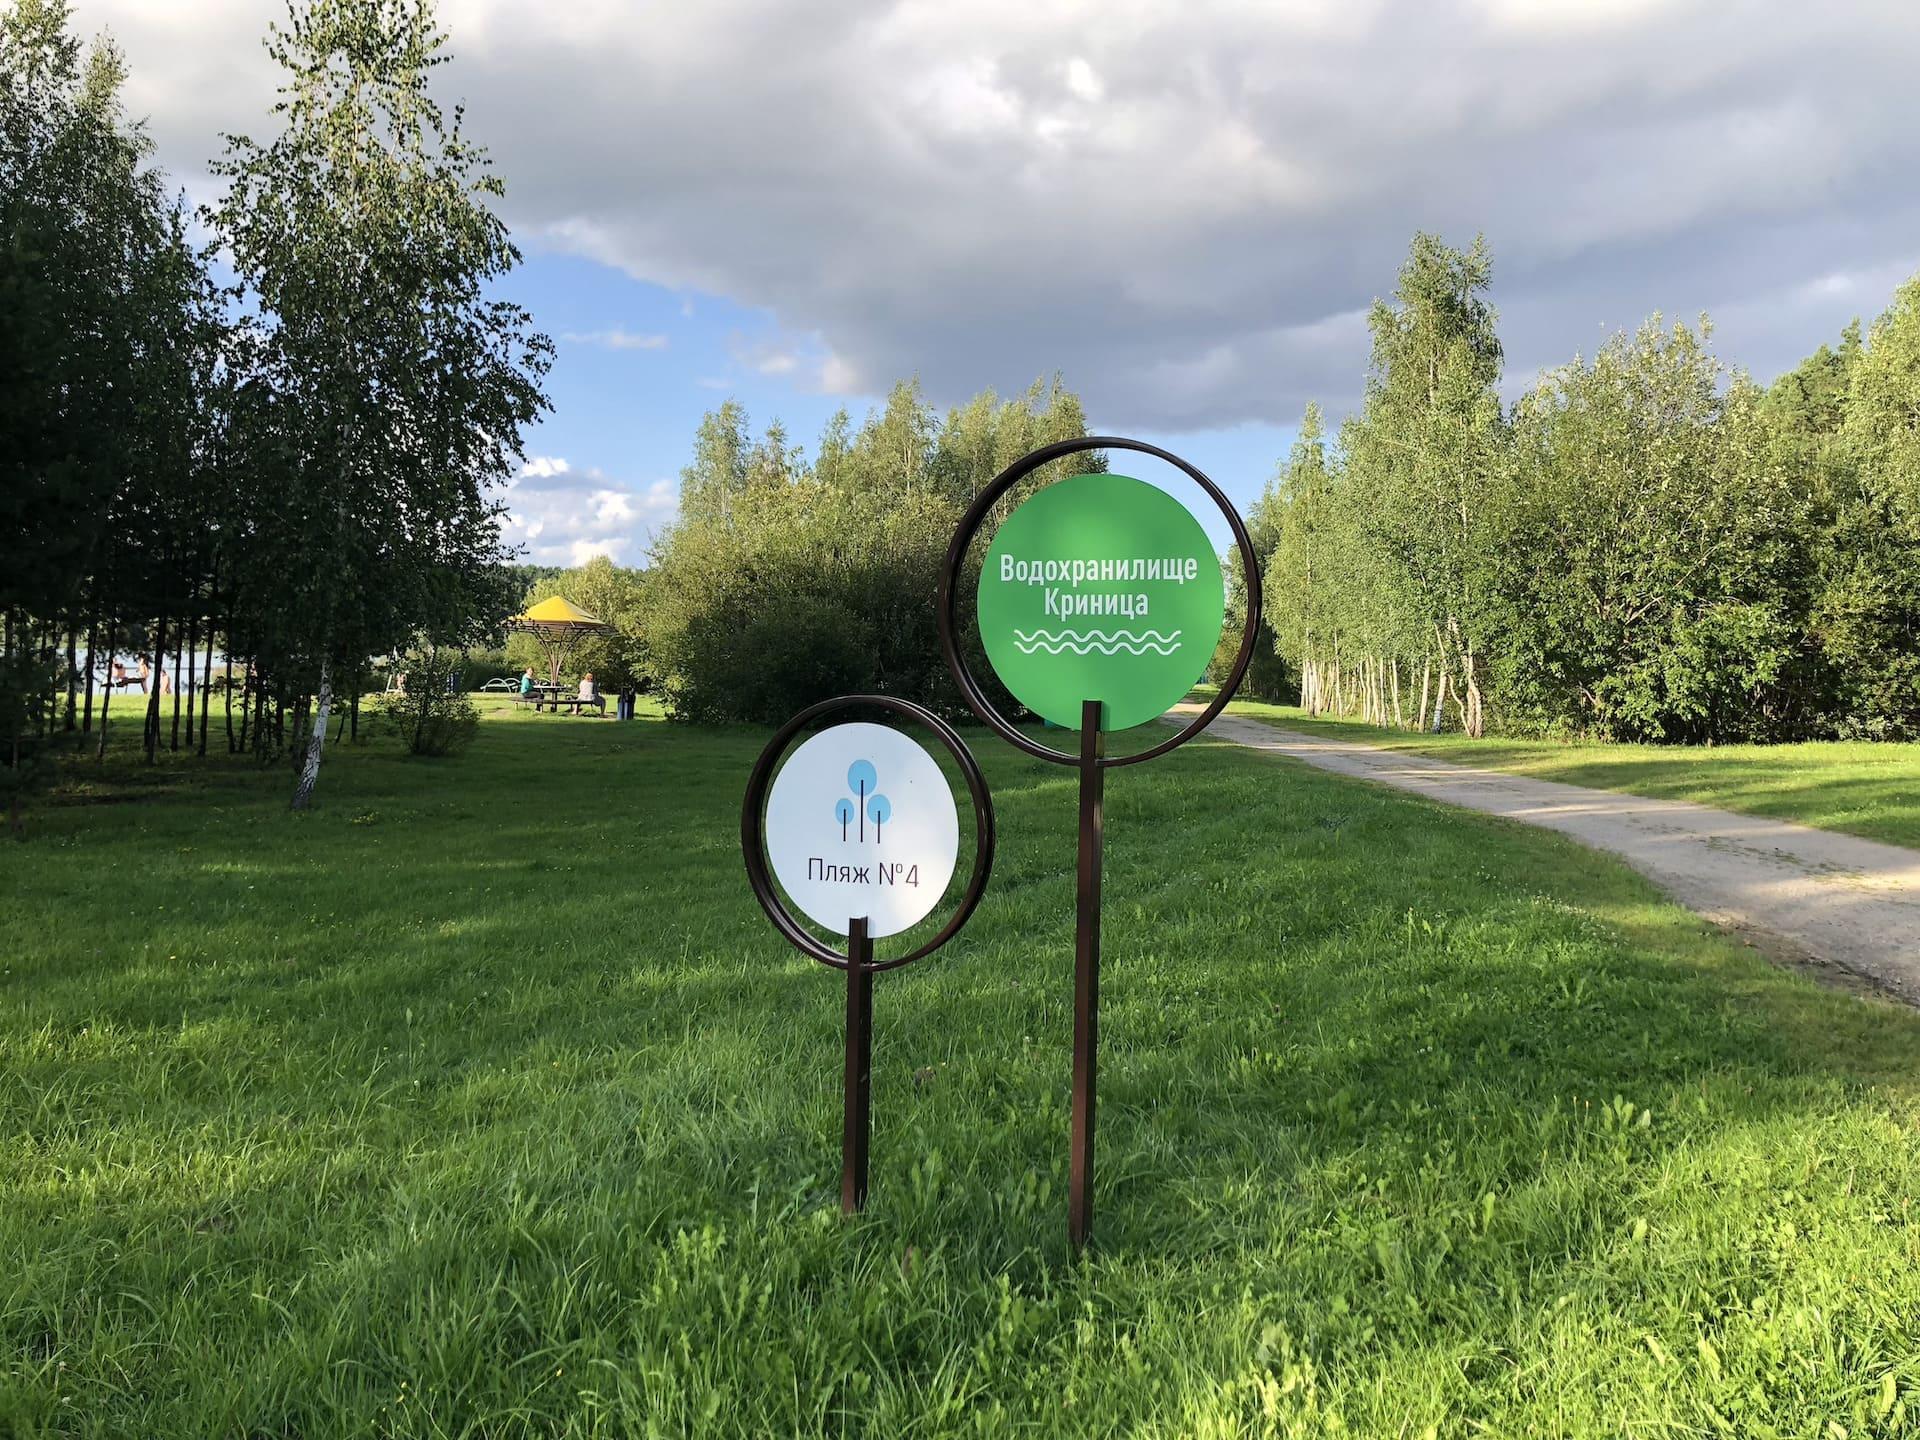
[764,722,960,939]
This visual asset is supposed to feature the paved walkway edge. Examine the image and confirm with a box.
[1182,709,1920,1003]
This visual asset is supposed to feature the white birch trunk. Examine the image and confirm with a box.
[291,655,333,812]
[1464,647,1484,738]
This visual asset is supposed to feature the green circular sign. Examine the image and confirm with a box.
[977,473,1225,731]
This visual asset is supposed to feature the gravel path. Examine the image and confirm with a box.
[1184,709,1920,1001]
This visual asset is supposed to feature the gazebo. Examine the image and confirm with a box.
[507,595,613,689]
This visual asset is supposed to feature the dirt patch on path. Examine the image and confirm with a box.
[1180,708,1920,1003]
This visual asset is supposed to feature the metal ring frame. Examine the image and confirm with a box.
[741,693,996,971]
[935,435,1263,768]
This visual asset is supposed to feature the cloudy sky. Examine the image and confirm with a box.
[70,0,1920,562]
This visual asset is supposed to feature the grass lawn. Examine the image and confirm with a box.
[5,701,1920,1435]
[1230,699,1920,852]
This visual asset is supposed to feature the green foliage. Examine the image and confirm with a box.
[647,475,962,724]
[0,0,157,623]
[209,0,549,805]
[1342,234,1508,735]
[4,0,550,816]
[8,706,1920,1432]
[1255,406,1342,702]
[1259,238,1510,734]
[1265,233,1920,743]
[1,0,219,780]
[1818,277,1920,737]
[689,590,875,723]
[365,650,479,756]
[645,379,1102,724]
[453,649,515,691]
[0,642,66,832]
[1494,319,1807,741]
[1211,435,1291,699]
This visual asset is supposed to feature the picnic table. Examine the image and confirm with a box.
[513,685,605,715]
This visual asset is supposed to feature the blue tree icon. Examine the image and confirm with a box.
[833,798,855,840]
[866,793,891,843]
[847,760,878,842]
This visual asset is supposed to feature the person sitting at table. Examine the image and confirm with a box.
[578,672,597,711]
[519,667,536,699]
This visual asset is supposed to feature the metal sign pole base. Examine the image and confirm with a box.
[842,916,874,1215]
[1069,699,1105,1253]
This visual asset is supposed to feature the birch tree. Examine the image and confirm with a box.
[1340,234,1508,734]
[677,401,752,527]
[1261,406,1336,709]
[210,0,548,809]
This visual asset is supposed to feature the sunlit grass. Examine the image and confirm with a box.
[3,704,1920,1434]
[1231,698,1920,851]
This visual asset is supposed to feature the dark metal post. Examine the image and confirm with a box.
[1069,699,1105,1252]
[743,696,995,1220]
[842,916,874,1214]
[933,439,1261,1251]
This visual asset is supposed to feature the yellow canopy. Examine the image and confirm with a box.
[508,595,613,689]
[515,595,606,627]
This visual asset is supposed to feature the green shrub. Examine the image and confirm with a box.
[645,479,1001,726]
[640,381,1100,726]
[366,653,480,757]
[459,651,515,691]
[0,646,75,836]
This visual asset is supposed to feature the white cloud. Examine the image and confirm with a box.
[71,0,1920,427]
[728,331,858,393]
[560,327,669,350]
[503,458,675,566]
[1063,57,1104,103]
[568,536,626,567]
[818,352,862,395]
[591,489,636,524]
[913,57,1023,138]
[1470,0,1683,35]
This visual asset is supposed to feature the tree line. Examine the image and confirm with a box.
[1,0,548,825]
[10,0,1910,819]
[1252,235,1920,742]
[562,235,1919,746]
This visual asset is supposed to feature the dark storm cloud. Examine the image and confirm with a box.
[79,0,1920,428]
